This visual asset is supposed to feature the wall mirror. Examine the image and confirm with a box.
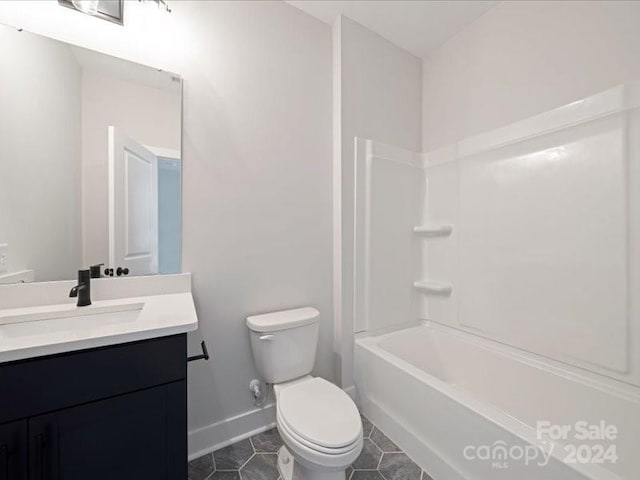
[0,26,182,283]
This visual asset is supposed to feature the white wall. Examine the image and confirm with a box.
[422,0,640,150]
[81,70,181,267]
[334,16,422,388]
[179,1,333,455]
[0,0,333,456]
[0,26,82,281]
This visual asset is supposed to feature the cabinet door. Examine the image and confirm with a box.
[29,383,185,480]
[0,421,27,480]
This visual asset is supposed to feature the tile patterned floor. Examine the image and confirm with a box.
[188,414,435,480]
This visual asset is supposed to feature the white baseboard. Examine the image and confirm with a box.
[188,403,276,460]
[188,384,358,460]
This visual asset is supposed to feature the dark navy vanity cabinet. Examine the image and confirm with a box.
[0,335,187,480]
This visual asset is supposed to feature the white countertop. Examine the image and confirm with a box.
[0,291,198,363]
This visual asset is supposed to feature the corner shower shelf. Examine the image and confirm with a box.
[413,280,453,296]
[413,224,453,237]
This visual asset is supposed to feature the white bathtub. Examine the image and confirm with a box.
[354,322,640,480]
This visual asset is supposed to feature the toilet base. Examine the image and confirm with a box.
[277,446,347,480]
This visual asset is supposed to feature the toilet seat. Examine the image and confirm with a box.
[277,377,362,451]
[276,377,363,470]
[277,409,360,455]
[277,418,363,471]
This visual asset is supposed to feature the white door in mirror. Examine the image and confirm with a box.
[108,126,159,276]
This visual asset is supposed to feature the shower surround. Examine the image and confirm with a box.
[352,85,640,480]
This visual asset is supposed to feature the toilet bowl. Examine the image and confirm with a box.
[275,376,363,480]
[247,308,363,480]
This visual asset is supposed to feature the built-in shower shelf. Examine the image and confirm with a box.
[413,224,453,237]
[413,281,453,296]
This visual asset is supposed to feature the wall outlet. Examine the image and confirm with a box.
[0,244,8,273]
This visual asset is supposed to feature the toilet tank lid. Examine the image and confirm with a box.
[246,307,319,333]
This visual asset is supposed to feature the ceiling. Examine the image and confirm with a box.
[286,1,498,58]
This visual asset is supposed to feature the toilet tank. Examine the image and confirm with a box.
[246,307,320,384]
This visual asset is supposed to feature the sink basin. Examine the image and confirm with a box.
[0,303,144,339]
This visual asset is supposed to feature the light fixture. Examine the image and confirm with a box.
[71,0,99,15]
[59,0,124,25]
[139,0,171,13]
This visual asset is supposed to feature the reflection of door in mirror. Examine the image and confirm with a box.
[108,127,159,276]
[108,127,181,277]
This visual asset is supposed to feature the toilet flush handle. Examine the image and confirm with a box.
[259,334,274,341]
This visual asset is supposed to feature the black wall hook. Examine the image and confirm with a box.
[187,341,209,362]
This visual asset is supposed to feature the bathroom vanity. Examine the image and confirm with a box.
[0,335,186,480]
[0,274,198,480]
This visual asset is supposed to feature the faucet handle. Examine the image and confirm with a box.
[90,263,104,278]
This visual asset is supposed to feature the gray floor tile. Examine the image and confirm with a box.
[251,428,284,453]
[361,415,374,437]
[352,438,382,470]
[240,453,279,480]
[205,409,427,480]
[188,452,215,480]
[351,471,386,480]
[370,428,400,452]
[379,453,421,480]
[214,438,254,470]
[211,472,241,480]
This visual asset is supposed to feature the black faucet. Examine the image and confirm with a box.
[69,269,92,307]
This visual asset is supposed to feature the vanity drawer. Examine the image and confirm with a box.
[0,334,186,424]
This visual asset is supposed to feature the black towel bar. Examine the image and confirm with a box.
[188,341,210,362]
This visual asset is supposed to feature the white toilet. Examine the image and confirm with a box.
[247,307,363,480]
